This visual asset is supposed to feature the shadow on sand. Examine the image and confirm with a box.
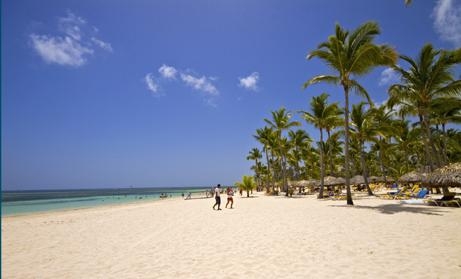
[329,203,449,216]
[184,197,211,200]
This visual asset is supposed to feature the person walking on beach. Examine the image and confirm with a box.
[225,187,234,209]
[213,184,222,210]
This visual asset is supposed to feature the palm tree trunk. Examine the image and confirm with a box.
[429,121,442,168]
[265,148,274,193]
[343,85,353,205]
[441,123,449,165]
[359,141,373,196]
[282,154,289,196]
[318,128,325,199]
[378,140,388,184]
[421,114,434,172]
[255,158,260,191]
[326,129,335,176]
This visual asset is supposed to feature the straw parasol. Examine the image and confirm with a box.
[399,171,428,183]
[323,176,345,186]
[428,162,461,188]
[293,179,319,187]
[350,175,365,185]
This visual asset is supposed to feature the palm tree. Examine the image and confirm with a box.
[264,108,301,195]
[389,44,461,171]
[325,131,343,175]
[369,104,399,183]
[300,93,340,198]
[350,102,376,195]
[254,127,277,192]
[324,104,343,176]
[247,148,263,190]
[430,97,461,164]
[235,175,256,198]
[304,22,398,205]
[288,130,312,180]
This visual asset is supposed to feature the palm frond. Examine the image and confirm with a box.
[303,75,340,89]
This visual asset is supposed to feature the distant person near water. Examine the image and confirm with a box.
[225,187,234,209]
[213,184,222,210]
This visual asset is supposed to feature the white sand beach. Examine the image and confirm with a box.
[2,192,461,279]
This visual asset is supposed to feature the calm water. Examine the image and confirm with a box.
[1,187,210,216]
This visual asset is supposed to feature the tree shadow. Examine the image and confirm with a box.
[329,203,449,216]
[274,195,307,199]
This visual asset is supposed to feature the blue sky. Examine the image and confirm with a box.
[2,0,461,190]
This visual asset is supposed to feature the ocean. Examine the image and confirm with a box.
[1,187,211,216]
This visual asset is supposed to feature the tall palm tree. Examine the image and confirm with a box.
[389,44,461,171]
[264,108,301,138]
[247,148,263,189]
[264,108,300,195]
[325,131,343,175]
[350,102,376,195]
[324,104,343,176]
[430,97,461,164]
[369,104,399,183]
[304,22,397,205]
[300,93,340,198]
[254,127,277,192]
[288,130,312,180]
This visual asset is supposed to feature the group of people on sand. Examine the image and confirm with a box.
[212,184,234,210]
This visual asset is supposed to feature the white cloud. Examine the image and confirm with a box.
[180,73,219,96]
[91,37,113,52]
[30,11,112,67]
[30,34,93,66]
[144,73,159,94]
[432,0,461,47]
[158,64,178,79]
[58,12,86,41]
[379,68,399,86]
[238,72,259,91]
[144,66,219,105]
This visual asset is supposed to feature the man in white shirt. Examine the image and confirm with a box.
[213,184,222,210]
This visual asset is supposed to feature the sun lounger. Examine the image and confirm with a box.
[425,194,461,207]
[400,189,429,205]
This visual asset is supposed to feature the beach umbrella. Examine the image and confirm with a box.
[323,176,345,186]
[350,175,365,185]
[306,179,320,187]
[398,171,428,183]
[428,163,461,188]
[293,180,309,187]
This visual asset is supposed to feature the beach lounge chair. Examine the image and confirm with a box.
[407,188,428,199]
[425,194,461,207]
[378,187,406,200]
[400,189,430,205]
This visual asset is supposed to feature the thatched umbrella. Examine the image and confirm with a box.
[428,163,461,188]
[350,175,365,185]
[399,171,428,183]
[307,179,320,187]
[292,180,306,187]
[323,176,345,186]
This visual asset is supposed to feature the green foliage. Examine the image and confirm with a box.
[246,22,461,204]
[235,175,256,198]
